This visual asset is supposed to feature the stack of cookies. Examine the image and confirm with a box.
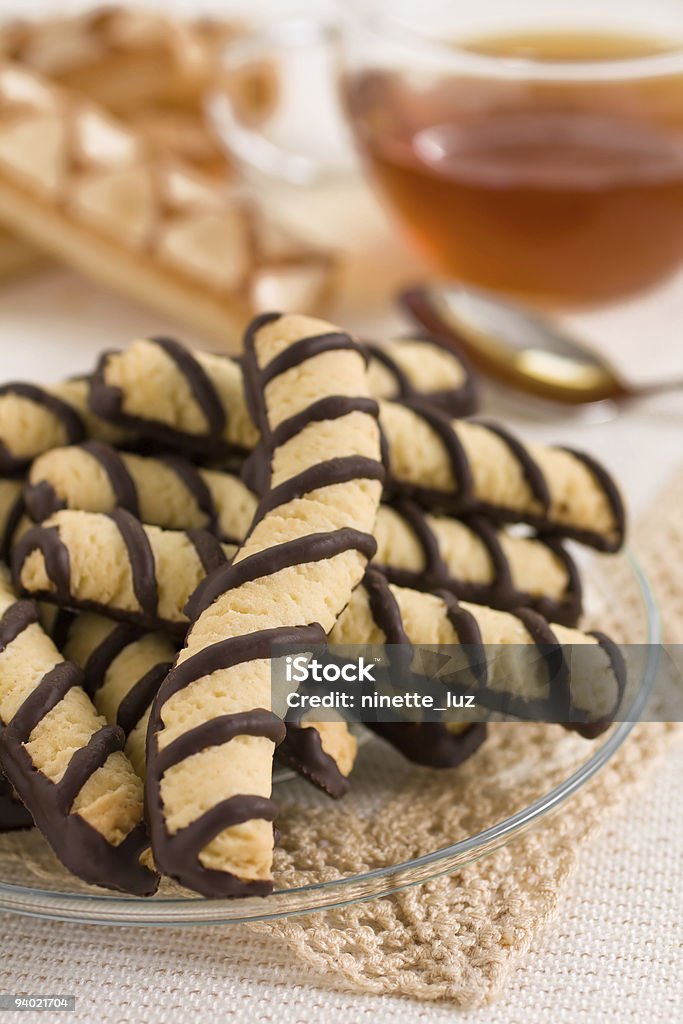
[0,6,333,336]
[0,313,626,898]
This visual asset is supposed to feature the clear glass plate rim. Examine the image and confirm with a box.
[0,548,661,922]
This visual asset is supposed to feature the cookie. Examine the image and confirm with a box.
[26,441,258,544]
[51,607,355,796]
[374,501,582,627]
[365,336,477,417]
[331,568,626,739]
[0,767,32,831]
[0,64,332,347]
[378,405,625,551]
[0,570,157,894]
[0,377,127,476]
[53,610,176,783]
[90,337,259,456]
[145,312,384,897]
[12,509,232,636]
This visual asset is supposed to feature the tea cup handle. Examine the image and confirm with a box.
[207,18,359,188]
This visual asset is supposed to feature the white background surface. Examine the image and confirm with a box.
[0,1,682,1021]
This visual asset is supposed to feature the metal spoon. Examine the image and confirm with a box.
[401,283,683,405]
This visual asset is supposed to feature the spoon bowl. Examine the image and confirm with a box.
[400,284,681,405]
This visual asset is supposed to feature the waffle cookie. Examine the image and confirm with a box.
[0,63,332,345]
[332,569,626,740]
[144,312,384,897]
[0,571,157,894]
[12,510,232,636]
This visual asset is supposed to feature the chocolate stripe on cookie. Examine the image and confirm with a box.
[258,332,367,386]
[0,599,39,649]
[154,710,286,775]
[55,723,125,813]
[384,398,474,503]
[187,529,230,576]
[255,457,385,520]
[268,396,380,452]
[110,510,158,620]
[116,662,173,739]
[81,622,142,696]
[186,529,377,621]
[473,420,551,511]
[12,524,72,606]
[81,441,140,516]
[160,454,219,534]
[151,337,226,440]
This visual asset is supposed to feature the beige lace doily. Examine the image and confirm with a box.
[248,467,683,1008]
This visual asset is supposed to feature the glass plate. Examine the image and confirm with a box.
[0,549,660,926]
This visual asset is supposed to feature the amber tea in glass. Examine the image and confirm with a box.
[345,30,683,307]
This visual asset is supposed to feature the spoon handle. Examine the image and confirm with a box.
[630,377,683,400]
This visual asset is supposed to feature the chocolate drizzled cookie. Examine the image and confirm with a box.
[0,377,127,476]
[0,571,157,894]
[51,607,354,796]
[26,442,257,544]
[145,312,384,898]
[364,335,478,417]
[12,509,232,636]
[377,405,625,551]
[50,610,177,783]
[352,566,489,769]
[332,570,626,739]
[374,501,583,627]
[90,337,259,457]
